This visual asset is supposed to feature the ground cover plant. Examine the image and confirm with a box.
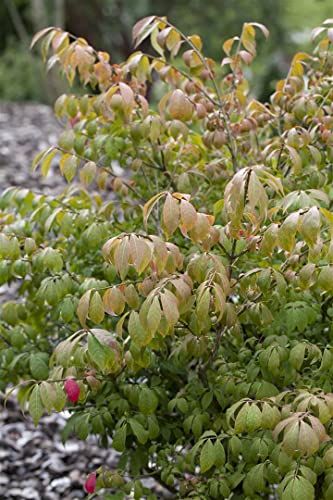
[1,15,333,499]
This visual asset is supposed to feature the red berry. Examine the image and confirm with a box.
[64,379,80,403]
[85,472,97,494]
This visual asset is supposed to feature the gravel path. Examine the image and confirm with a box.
[0,101,63,192]
[0,396,119,500]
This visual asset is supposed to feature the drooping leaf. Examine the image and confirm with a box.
[200,439,215,473]
[138,386,158,415]
[28,385,44,426]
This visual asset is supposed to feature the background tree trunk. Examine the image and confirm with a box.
[54,0,65,28]
[31,0,48,30]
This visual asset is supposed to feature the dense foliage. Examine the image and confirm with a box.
[2,15,333,499]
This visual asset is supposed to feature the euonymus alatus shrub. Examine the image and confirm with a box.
[2,15,333,499]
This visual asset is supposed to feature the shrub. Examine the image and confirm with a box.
[0,41,46,102]
[2,16,333,499]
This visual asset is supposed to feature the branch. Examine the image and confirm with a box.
[199,325,226,382]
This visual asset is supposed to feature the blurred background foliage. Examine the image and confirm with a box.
[0,0,332,103]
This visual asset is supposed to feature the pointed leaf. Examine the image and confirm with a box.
[200,439,215,473]
[29,385,44,426]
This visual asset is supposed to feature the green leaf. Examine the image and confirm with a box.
[323,447,333,468]
[200,439,215,473]
[29,385,44,426]
[214,439,226,467]
[138,387,158,415]
[29,354,49,380]
[280,476,315,500]
[88,333,112,371]
[89,291,105,324]
[74,414,90,440]
[177,398,189,414]
[113,424,127,452]
[147,416,160,439]
[58,130,75,150]
[245,404,262,432]
[128,311,151,347]
[201,391,213,410]
[53,383,67,412]
[114,239,130,280]
[318,266,333,292]
[300,207,320,248]
[234,402,249,433]
[16,384,34,415]
[77,290,91,328]
[129,418,149,444]
[146,297,161,335]
[62,155,78,182]
[39,381,56,413]
[278,212,299,252]
[289,343,306,370]
[80,161,97,185]
[41,149,57,177]
[162,193,180,238]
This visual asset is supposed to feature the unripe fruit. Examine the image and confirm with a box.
[85,472,97,494]
[64,379,80,403]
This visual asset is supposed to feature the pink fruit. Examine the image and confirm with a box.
[64,379,80,403]
[85,472,97,494]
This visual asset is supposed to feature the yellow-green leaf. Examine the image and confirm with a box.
[29,385,44,426]
[89,291,105,324]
